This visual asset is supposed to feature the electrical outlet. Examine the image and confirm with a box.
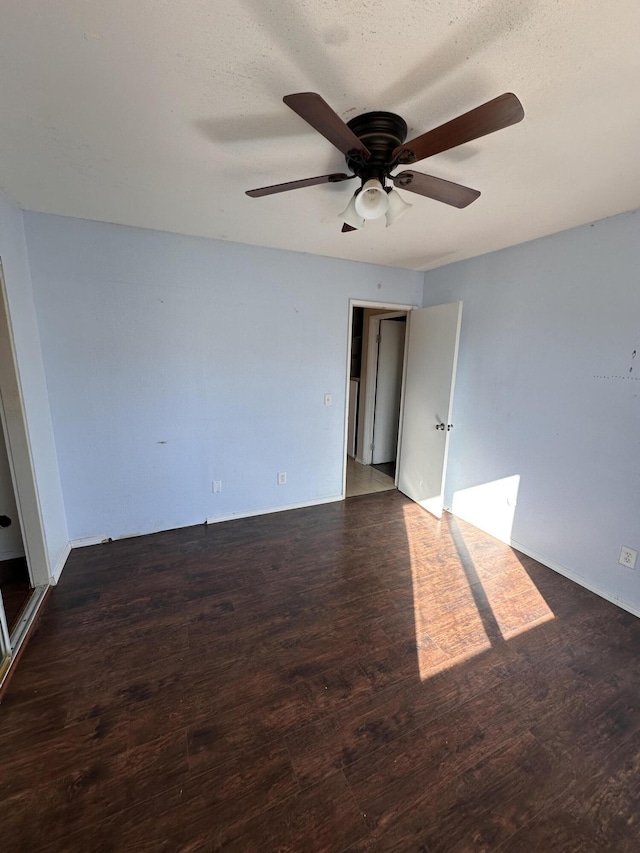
[324,393,332,407]
[277,472,287,485]
[212,480,222,493]
[619,546,637,569]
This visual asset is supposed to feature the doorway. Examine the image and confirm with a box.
[345,303,410,498]
[0,259,51,689]
[343,299,462,517]
[0,409,32,639]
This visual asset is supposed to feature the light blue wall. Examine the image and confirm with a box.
[0,192,68,578]
[423,209,640,612]
[24,213,422,541]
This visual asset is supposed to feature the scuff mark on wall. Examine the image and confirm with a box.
[595,349,640,381]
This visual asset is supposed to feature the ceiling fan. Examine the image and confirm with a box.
[246,92,524,232]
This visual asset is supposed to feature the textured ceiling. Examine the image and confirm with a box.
[1,0,639,270]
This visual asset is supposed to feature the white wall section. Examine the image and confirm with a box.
[423,209,640,611]
[24,212,422,541]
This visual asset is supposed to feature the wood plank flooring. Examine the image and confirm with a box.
[1,490,640,851]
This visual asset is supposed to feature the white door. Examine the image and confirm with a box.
[372,320,406,464]
[397,302,462,518]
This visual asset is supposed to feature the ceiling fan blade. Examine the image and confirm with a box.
[393,93,524,164]
[341,223,357,232]
[393,171,480,208]
[283,93,371,158]
[246,173,354,198]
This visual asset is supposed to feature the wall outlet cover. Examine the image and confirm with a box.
[619,546,637,569]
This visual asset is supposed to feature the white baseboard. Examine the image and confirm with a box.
[70,534,108,549]
[0,548,26,561]
[207,494,343,526]
[50,540,72,584]
[510,538,640,620]
[64,496,345,547]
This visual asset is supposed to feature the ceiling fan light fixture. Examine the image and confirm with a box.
[385,188,413,227]
[339,193,365,229]
[354,178,390,220]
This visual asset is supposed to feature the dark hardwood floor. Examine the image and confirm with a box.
[0,556,32,635]
[2,490,640,851]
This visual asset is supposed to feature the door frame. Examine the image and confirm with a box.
[0,260,50,590]
[342,299,418,499]
[0,259,52,685]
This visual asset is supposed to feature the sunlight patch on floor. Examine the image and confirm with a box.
[402,498,554,681]
[402,505,490,679]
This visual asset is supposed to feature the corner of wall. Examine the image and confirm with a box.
[50,541,71,584]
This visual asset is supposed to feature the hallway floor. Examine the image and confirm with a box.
[345,457,395,497]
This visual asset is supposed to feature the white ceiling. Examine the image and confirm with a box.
[1,0,639,271]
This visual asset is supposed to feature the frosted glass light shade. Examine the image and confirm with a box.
[385,189,413,227]
[354,179,390,220]
[339,194,365,229]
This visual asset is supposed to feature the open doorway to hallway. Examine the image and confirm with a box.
[346,457,396,497]
[345,304,408,498]
[0,397,33,639]
[0,258,53,686]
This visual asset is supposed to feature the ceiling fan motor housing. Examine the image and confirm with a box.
[345,112,408,183]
